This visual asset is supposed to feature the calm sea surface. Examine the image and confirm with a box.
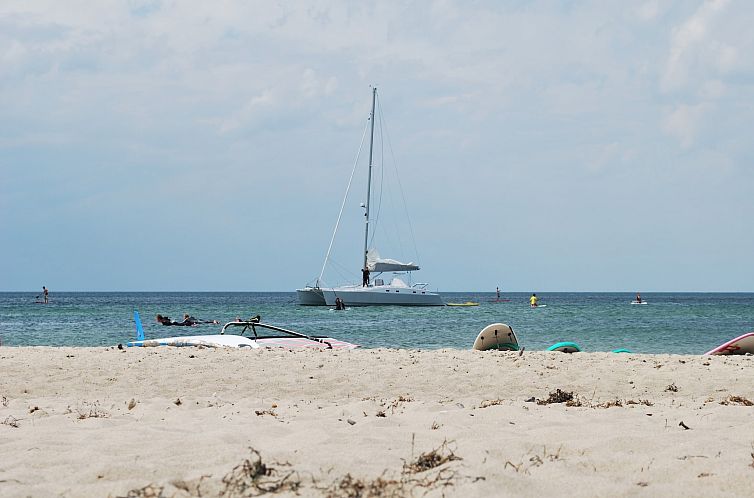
[0,292,752,354]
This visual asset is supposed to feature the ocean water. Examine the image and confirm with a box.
[0,292,752,354]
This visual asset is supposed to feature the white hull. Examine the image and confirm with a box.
[321,284,444,306]
[127,334,357,349]
[296,287,327,305]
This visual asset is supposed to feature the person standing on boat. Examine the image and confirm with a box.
[362,267,370,287]
[529,293,538,307]
[43,286,49,304]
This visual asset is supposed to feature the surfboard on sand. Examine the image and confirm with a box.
[612,348,633,353]
[472,323,519,351]
[128,335,259,348]
[705,332,754,355]
[547,341,581,353]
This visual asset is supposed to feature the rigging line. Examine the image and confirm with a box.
[371,98,402,257]
[377,98,422,265]
[369,94,385,250]
[317,117,370,284]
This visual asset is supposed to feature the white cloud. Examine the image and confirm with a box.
[637,1,660,21]
[662,103,711,149]
[661,0,730,92]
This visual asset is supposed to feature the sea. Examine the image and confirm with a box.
[1,292,752,354]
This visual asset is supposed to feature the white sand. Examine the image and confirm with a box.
[1,347,754,497]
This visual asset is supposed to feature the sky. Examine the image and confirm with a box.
[1,0,753,292]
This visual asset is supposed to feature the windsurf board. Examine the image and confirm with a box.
[472,323,519,351]
[705,332,754,355]
[128,335,259,348]
[547,341,581,353]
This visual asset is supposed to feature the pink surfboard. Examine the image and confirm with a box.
[705,332,754,355]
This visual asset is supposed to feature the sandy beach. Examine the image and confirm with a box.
[1,347,754,497]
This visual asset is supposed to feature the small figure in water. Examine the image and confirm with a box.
[182,313,219,325]
[496,287,501,300]
[156,314,191,326]
[43,286,49,304]
[334,297,346,310]
[529,293,538,307]
[635,293,642,304]
[362,267,370,287]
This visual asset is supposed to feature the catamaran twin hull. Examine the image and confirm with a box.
[297,285,444,306]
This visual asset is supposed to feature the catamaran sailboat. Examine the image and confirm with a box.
[297,88,444,306]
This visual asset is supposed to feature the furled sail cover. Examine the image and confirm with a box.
[367,249,420,272]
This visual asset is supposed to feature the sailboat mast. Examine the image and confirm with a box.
[363,87,377,271]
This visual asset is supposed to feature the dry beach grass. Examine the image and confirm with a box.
[1,347,754,496]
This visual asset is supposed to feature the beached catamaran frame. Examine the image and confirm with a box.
[127,311,357,349]
[297,88,443,306]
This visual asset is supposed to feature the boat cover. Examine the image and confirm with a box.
[367,249,419,272]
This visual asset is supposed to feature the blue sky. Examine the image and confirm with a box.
[1,0,752,292]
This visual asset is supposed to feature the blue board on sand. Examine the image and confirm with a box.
[612,348,633,353]
[547,341,581,353]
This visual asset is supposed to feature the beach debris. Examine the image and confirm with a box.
[173,398,182,406]
[1,415,20,428]
[403,439,461,474]
[504,445,563,475]
[431,421,441,430]
[1,396,8,407]
[254,409,277,417]
[117,483,165,497]
[69,401,109,420]
[375,410,386,417]
[127,398,137,410]
[322,473,404,498]
[347,419,356,425]
[625,399,654,406]
[221,448,299,496]
[479,399,505,408]
[596,400,623,408]
[29,406,39,414]
[537,389,577,406]
[388,395,413,414]
[720,395,753,406]
[679,421,691,430]
[665,383,679,392]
